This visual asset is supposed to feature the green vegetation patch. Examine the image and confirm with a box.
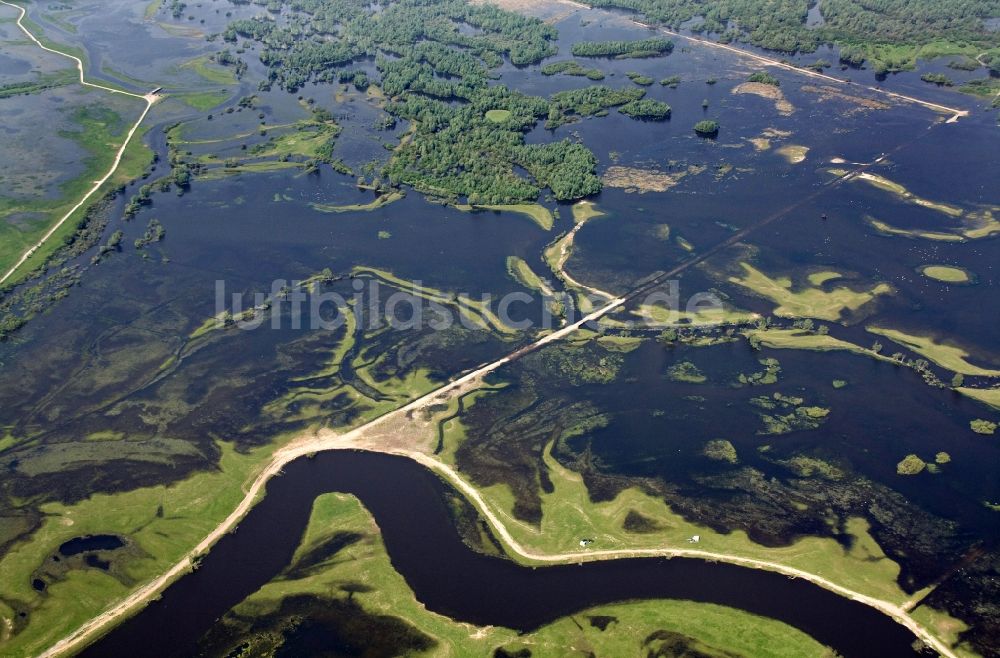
[896,454,927,475]
[866,327,1000,377]
[751,393,829,435]
[694,119,719,136]
[571,37,674,59]
[918,265,974,284]
[737,357,781,386]
[540,60,605,79]
[667,361,707,383]
[199,492,834,658]
[865,208,1000,243]
[0,71,75,99]
[959,77,1000,102]
[581,0,999,67]
[180,54,238,86]
[849,173,964,217]
[625,71,656,86]
[618,98,672,120]
[920,72,953,86]
[546,84,647,129]
[485,108,512,123]
[175,90,232,112]
[312,191,405,214]
[703,439,738,463]
[747,71,780,86]
[0,441,290,656]
[456,203,555,230]
[957,387,1000,412]
[506,255,548,293]
[0,94,151,284]
[970,419,997,435]
[728,264,892,322]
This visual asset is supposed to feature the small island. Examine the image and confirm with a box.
[618,99,672,120]
[572,38,674,59]
[694,119,720,137]
[918,264,974,284]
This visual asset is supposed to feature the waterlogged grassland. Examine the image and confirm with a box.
[631,302,759,328]
[572,200,605,224]
[866,211,1000,242]
[775,144,809,164]
[455,203,555,231]
[867,327,1000,377]
[919,265,974,284]
[727,263,893,323]
[174,89,232,112]
[201,492,834,658]
[351,266,520,337]
[507,255,550,293]
[540,200,612,310]
[312,190,405,213]
[745,328,891,362]
[846,172,964,217]
[170,112,345,181]
[193,288,443,429]
[842,171,1000,243]
[179,54,237,86]
[445,440,957,620]
[864,216,963,242]
[0,440,289,657]
[0,97,152,283]
[956,387,1000,412]
[0,89,138,268]
[507,256,564,318]
[0,265,522,654]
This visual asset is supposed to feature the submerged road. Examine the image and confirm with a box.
[552,0,970,122]
[0,0,159,286]
[15,1,973,655]
[40,148,961,658]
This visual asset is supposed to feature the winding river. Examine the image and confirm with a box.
[83,451,924,657]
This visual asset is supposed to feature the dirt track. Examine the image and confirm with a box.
[0,0,159,286]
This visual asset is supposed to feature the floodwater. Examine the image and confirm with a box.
[1,0,999,655]
[84,451,925,658]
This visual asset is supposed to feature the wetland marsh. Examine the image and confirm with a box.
[0,0,998,656]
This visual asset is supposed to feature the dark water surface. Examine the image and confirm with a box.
[84,451,923,658]
[57,535,125,557]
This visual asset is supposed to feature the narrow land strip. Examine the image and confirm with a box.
[37,145,961,658]
[11,1,968,654]
[0,0,160,286]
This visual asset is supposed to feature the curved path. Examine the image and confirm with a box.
[0,0,159,286]
[36,139,962,658]
[39,189,957,658]
[18,2,964,655]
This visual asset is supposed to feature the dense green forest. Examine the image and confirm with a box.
[546,85,646,128]
[219,0,611,204]
[571,37,675,58]
[581,0,1000,69]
